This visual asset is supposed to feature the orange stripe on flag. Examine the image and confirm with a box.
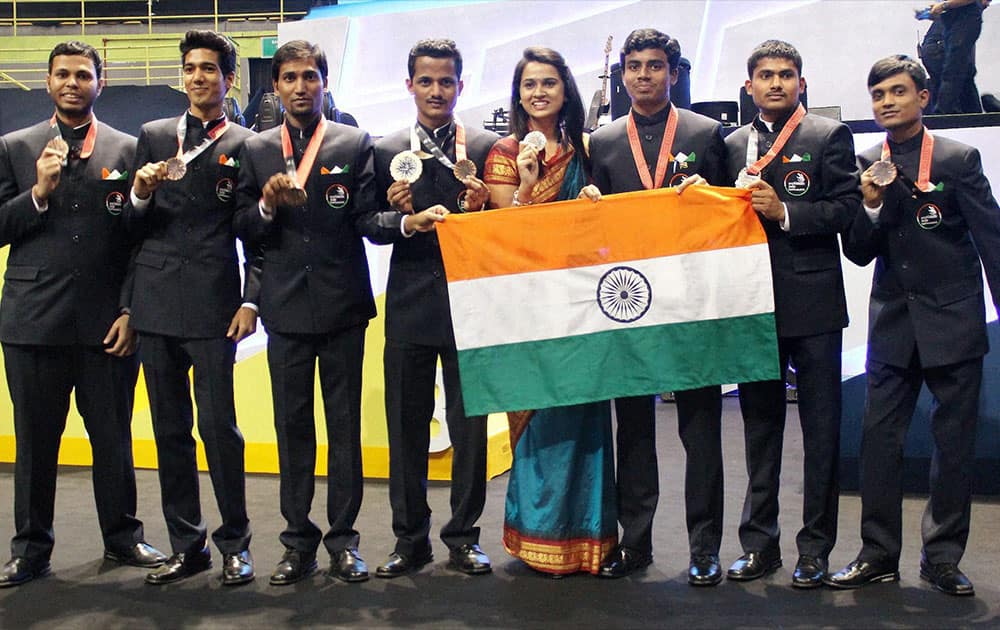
[437,186,761,282]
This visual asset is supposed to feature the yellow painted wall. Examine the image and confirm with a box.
[0,247,513,480]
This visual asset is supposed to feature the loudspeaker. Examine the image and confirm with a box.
[608,56,692,121]
[691,101,739,126]
[254,92,283,131]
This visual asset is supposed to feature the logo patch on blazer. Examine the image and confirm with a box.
[216,177,234,203]
[105,191,124,215]
[783,170,810,196]
[917,203,943,229]
[326,183,349,209]
[668,172,688,187]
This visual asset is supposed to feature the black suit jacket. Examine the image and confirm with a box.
[125,116,258,339]
[234,120,377,335]
[590,107,727,193]
[0,119,135,346]
[368,123,498,347]
[844,131,1000,368]
[725,113,859,337]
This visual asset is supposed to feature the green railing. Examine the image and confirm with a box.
[0,1,306,35]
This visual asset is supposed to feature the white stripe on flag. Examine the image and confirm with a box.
[449,243,775,350]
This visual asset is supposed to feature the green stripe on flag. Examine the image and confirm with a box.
[457,313,780,415]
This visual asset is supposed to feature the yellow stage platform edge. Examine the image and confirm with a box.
[0,423,512,481]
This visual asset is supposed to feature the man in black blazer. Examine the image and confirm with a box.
[828,55,1000,596]
[127,31,258,586]
[0,41,166,588]
[588,29,728,585]
[234,40,390,586]
[366,39,497,579]
[724,40,858,588]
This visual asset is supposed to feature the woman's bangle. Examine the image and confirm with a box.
[513,189,533,207]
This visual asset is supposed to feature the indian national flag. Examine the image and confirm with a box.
[437,186,780,416]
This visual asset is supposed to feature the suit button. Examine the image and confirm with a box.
[186,226,193,233]
[182,257,189,265]
[189,195,197,202]
[305,265,313,272]
[907,293,915,301]
[897,231,904,238]
[433,270,440,278]
[71,202,80,212]
[901,262,909,270]
[73,268,81,277]
[72,234,80,243]
[303,234,311,243]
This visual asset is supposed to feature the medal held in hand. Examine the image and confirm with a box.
[390,150,423,183]
[46,136,70,166]
[452,159,477,181]
[735,167,761,189]
[522,130,547,152]
[165,157,187,181]
[280,159,308,206]
[870,160,898,187]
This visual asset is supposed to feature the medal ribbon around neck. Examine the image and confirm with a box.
[881,126,935,192]
[174,114,231,163]
[410,115,467,170]
[280,116,328,188]
[49,112,98,159]
[626,104,678,190]
[745,103,806,175]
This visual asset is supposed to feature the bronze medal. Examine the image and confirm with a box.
[165,157,187,181]
[452,159,477,181]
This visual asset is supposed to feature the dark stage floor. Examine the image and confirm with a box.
[1,398,998,629]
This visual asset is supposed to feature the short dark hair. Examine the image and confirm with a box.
[867,54,928,91]
[746,40,802,78]
[272,40,328,83]
[407,38,463,80]
[49,41,102,79]
[620,28,681,71]
[180,30,237,77]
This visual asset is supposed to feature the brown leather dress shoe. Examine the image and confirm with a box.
[104,542,168,568]
[920,561,975,596]
[221,550,255,586]
[597,545,652,579]
[329,548,369,583]
[145,547,212,585]
[823,558,899,589]
[727,551,782,581]
[270,549,318,586]
[0,557,50,588]
[375,550,434,579]
[448,544,492,575]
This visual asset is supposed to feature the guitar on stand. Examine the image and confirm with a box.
[585,35,613,131]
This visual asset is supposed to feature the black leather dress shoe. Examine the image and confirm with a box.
[823,558,899,589]
[328,548,369,583]
[597,545,652,579]
[221,550,254,586]
[688,554,723,586]
[791,555,827,589]
[104,542,168,568]
[920,561,975,596]
[270,549,318,586]
[448,544,492,575]
[375,550,434,579]
[0,557,50,588]
[727,551,782,581]
[145,547,212,585]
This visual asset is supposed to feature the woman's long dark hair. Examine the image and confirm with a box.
[509,46,590,177]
